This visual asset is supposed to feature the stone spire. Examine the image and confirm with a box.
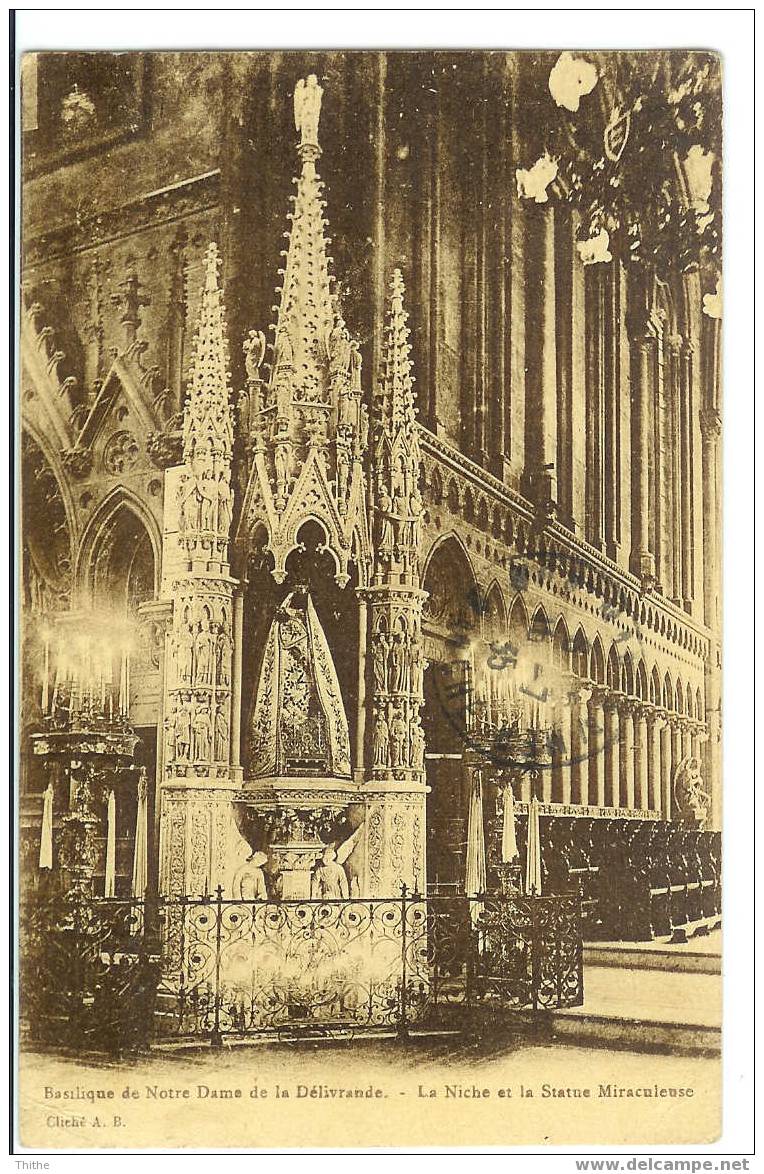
[266,73,339,416]
[372,270,423,587]
[238,75,369,582]
[178,242,234,564]
[183,242,234,465]
[378,268,419,439]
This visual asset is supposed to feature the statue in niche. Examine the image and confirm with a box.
[392,485,408,552]
[376,486,395,559]
[193,703,212,761]
[294,74,323,148]
[176,624,194,685]
[232,850,269,901]
[349,342,362,393]
[411,721,425,772]
[328,320,351,381]
[176,701,192,761]
[216,472,232,535]
[310,845,349,900]
[407,489,423,548]
[198,471,216,532]
[216,619,232,686]
[372,707,390,768]
[372,632,388,694]
[410,640,424,699]
[273,420,291,500]
[358,404,369,454]
[214,704,229,761]
[194,616,215,686]
[389,632,407,693]
[164,706,177,761]
[275,328,293,371]
[335,442,350,506]
[243,329,266,382]
[389,705,407,769]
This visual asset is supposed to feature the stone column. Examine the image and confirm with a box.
[569,681,592,805]
[700,409,721,630]
[551,694,573,804]
[587,686,607,807]
[354,591,368,780]
[524,204,558,518]
[603,692,622,809]
[230,589,244,771]
[660,718,673,819]
[682,717,693,762]
[633,703,649,811]
[680,343,695,611]
[645,706,665,814]
[630,332,656,587]
[618,697,636,809]
[668,716,685,818]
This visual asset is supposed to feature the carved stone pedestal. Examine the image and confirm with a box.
[360,782,427,897]
[158,781,240,897]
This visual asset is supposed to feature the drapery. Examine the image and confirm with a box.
[104,789,116,898]
[525,793,542,896]
[501,782,519,863]
[465,769,486,927]
[131,773,148,898]
[39,782,53,870]
[248,590,351,778]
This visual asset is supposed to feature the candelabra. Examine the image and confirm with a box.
[31,612,140,896]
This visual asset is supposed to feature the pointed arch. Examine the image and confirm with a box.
[663,671,674,711]
[686,682,694,716]
[636,659,648,701]
[482,578,508,640]
[590,635,606,685]
[507,593,530,644]
[606,643,621,691]
[429,465,443,504]
[650,666,661,706]
[675,678,685,714]
[622,650,635,696]
[530,605,551,646]
[76,486,161,604]
[695,686,704,721]
[552,616,571,670]
[572,626,589,679]
[422,532,479,635]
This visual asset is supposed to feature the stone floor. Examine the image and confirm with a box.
[18,1036,721,1149]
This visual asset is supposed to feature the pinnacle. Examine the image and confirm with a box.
[183,240,233,462]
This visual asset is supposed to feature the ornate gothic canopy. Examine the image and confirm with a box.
[237,74,371,588]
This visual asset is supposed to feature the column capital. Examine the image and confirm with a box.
[602,690,625,714]
[699,407,722,441]
[562,674,592,706]
[588,683,610,707]
[643,704,668,730]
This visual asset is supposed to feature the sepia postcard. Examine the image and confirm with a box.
[15,38,731,1153]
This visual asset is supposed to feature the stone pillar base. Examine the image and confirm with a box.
[360,781,428,897]
[158,783,241,897]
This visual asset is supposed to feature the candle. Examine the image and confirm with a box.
[41,632,50,713]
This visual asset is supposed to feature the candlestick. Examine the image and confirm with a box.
[41,634,50,713]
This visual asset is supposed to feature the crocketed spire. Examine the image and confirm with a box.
[266,75,339,406]
[378,269,418,435]
[183,242,234,463]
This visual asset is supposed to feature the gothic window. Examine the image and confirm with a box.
[87,504,156,617]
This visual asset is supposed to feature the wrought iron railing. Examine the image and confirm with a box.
[20,888,583,1051]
